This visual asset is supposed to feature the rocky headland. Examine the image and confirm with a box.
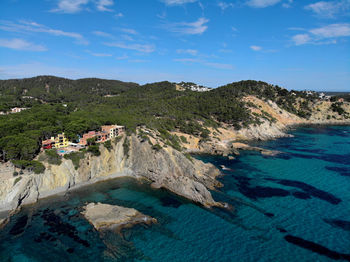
[0,94,349,223]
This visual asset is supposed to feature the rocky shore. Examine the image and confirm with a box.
[0,95,349,222]
[0,134,223,218]
[81,202,156,232]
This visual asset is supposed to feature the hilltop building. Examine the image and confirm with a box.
[79,125,125,146]
[11,107,28,113]
[79,131,109,146]
[41,125,125,151]
[101,125,125,139]
[42,133,69,149]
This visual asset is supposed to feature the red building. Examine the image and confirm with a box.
[42,139,55,149]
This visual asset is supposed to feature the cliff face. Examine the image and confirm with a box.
[1,95,349,215]
[175,96,350,156]
[0,135,222,214]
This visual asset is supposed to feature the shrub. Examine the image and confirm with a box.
[114,136,122,144]
[13,176,22,186]
[87,145,100,156]
[87,137,96,146]
[45,149,62,165]
[103,140,112,151]
[184,153,193,162]
[152,144,162,151]
[180,136,188,143]
[13,171,19,176]
[123,138,130,157]
[64,152,85,169]
[11,160,45,174]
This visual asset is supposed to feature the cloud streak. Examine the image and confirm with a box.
[291,23,350,45]
[305,0,350,18]
[0,38,47,51]
[104,42,155,53]
[246,0,281,8]
[166,17,209,35]
[250,45,262,51]
[52,0,114,13]
[160,0,197,5]
[0,20,88,45]
[176,49,198,55]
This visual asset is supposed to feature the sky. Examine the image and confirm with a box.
[0,0,349,91]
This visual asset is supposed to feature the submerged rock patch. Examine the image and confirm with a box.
[284,235,350,261]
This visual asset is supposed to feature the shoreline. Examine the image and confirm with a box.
[1,122,349,226]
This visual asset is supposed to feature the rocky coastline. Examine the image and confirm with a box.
[0,96,349,224]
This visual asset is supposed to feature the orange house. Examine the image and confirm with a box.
[79,131,109,146]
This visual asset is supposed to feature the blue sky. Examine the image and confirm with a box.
[0,0,349,91]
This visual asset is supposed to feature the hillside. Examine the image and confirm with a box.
[0,76,349,164]
[0,75,139,110]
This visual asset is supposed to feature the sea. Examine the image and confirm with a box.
[0,125,349,262]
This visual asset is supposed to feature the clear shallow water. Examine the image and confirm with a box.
[1,125,350,262]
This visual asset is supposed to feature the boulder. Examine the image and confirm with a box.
[81,202,156,231]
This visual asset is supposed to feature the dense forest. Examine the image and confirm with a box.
[0,76,340,164]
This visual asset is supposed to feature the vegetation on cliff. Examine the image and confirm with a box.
[0,76,348,164]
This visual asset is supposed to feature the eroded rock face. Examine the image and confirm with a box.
[81,202,156,231]
[0,135,223,213]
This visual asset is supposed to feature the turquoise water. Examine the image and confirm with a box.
[0,125,349,261]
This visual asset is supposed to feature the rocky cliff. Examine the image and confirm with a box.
[0,135,222,215]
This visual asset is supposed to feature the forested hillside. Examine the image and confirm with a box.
[0,76,348,163]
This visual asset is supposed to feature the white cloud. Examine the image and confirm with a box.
[52,0,114,13]
[305,0,350,18]
[282,0,293,8]
[291,23,350,45]
[0,38,47,51]
[104,42,155,53]
[291,34,312,45]
[174,58,200,62]
[246,0,281,8]
[115,12,124,18]
[250,45,262,51]
[96,0,114,11]
[218,2,234,10]
[86,50,112,57]
[51,0,89,13]
[92,31,113,38]
[120,28,138,35]
[0,20,88,45]
[166,17,209,35]
[310,23,350,37]
[160,0,197,5]
[176,49,198,55]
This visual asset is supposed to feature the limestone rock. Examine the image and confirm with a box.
[81,202,156,231]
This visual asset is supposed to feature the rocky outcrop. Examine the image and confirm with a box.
[81,202,156,231]
[0,135,223,214]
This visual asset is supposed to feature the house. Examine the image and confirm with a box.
[11,107,28,113]
[42,133,69,149]
[42,138,55,150]
[101,125,125,139]
[53,133,69,148]
[79,131,108,146]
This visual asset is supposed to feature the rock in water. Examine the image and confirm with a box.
[81,202,156,231]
